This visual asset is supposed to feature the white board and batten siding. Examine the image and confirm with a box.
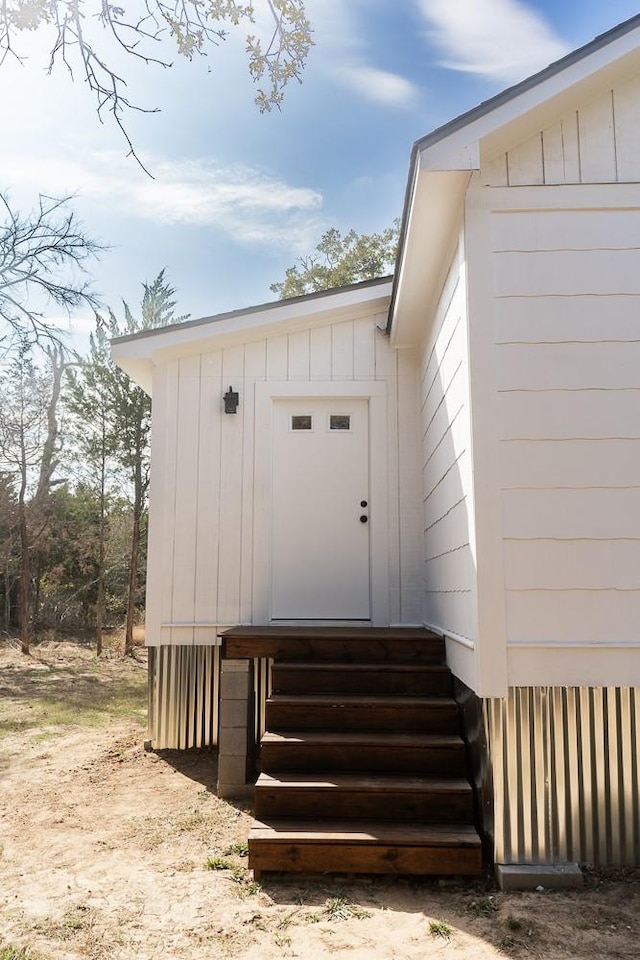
[145,307,423,647]
[482,73,640,186]
[419,234,478,689]
[470,78,640,687]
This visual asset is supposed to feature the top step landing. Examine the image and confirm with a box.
[221,626,445,663]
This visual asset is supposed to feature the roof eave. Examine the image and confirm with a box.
[111,276,394,395]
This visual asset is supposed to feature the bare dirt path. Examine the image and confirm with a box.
[0,640,638,959]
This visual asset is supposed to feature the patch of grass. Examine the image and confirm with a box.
[130,807,225,850]
[506,917,523,932]
[204,856,232,871]
[469,897,498,918]
[429,919,453,939]
[0,718,32,738]
[324,897,350,921]
[224,840,249,857]
[274,932,292,948]
[245,881,262,896]
[277,909,300,930]
[59,905,95,939]
[0,947,35,960]
[0,662,147,739]
[323,896,370,922]
[499,935,523,953]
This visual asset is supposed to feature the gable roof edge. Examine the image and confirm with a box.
[386,12,640,335]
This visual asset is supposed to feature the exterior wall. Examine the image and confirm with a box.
[483,73,640,186]
[145,307,423,646]
[484,687,640,866]
[419,233,478,689]
[464,78,640,690]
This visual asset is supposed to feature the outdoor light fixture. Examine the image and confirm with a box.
[223,386,239,414]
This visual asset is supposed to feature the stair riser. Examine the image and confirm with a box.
[265,702,459,733]
[255,790,474,823]
[271,669,453,697]
[260,743,466,776]
[249,841,482,876]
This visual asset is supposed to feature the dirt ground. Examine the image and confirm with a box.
[0,639,638,960]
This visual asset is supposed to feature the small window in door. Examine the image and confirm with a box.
[329,414,351,431]
[291,415,313,431]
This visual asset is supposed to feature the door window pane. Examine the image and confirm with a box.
[291,415,312,431]
[329,414,351,431]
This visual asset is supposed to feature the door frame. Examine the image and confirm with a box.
[253,380,389,626]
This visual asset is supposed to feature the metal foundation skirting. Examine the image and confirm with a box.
[148,645,220,749]
[484,687,640,866]
[148,645,272,751]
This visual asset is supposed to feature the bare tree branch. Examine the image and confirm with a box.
[1,1,313,170]
[0,191,103,351]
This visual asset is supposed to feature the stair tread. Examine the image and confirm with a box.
[250,819,481,847]
[274,662,450,672]
[225,626,440,640]
[267,694,456,707]
[256,772,472,792]
[262,730,463,746]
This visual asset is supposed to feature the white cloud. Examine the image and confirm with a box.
[417,0,569,83]
[305,0,420,106]
[337,66,417,106]
[0,153,325,251]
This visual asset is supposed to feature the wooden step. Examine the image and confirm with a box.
[254,772,474,822]
[271,661,453,696]
[222,624,482,877]
[265,694,459,733]
[222,626,445,663]
[249,819,483,876]
[260,731,466,776]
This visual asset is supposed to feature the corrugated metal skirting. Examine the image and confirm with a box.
[484,687,640,866]
[148,645,220,749]
[148,645,272,751]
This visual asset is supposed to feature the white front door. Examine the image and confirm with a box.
[271,398,370,620]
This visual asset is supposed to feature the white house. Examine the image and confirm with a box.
[113,14,640,879]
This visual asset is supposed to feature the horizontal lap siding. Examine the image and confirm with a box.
[491,201,640,654]
[483,75,640,186]
[421,242,477,644]
[146,310,421,644]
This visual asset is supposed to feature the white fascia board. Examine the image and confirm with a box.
[111,281,392,394]
[420,29,640,171]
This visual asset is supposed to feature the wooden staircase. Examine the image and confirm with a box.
[222,627,483,878]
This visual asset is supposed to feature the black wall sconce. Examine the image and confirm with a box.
[223,386,239,414]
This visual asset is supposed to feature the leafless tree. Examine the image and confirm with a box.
[0,192,102,350]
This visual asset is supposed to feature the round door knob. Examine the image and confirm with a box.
[360,500,368,508]
[360,515,368,524]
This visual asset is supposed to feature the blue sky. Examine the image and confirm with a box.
[1,0,639,349]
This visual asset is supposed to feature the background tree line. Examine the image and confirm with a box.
[0,266,183,656]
